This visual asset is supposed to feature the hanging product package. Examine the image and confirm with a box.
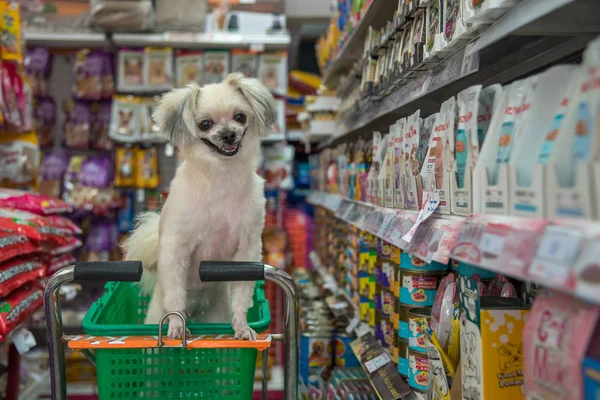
[0,284,44,340]
[90,0,154,32]
[0,131,40,190]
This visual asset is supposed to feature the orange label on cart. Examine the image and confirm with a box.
[67,333,272,351]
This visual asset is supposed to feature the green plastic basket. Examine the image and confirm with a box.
[82,281,271,399]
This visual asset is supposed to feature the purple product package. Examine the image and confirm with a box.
[73,50,105,100]
[92,100,114,151]
[85,220,112,259]
[80,155,114,188]
[34,96,56,148]
[65,100,92,149]
[39,151,70,198]
[25,47,52,97]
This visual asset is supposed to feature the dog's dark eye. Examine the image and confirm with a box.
[234,113,247,124]
[198,120,213,131]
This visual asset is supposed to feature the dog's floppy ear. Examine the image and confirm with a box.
[152,82,200,146]
[225,72,276,136]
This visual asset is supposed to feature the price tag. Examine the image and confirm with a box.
[250,43,265,52]
[529,225,585,285]
[12,328,36,354]
[346,316,360,334]
[364,352,392,374]
[479,232,505,257]
[402,191,440,243]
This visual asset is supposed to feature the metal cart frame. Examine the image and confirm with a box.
[44,261,299,400]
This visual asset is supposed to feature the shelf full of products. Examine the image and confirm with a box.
[317,0,600,147]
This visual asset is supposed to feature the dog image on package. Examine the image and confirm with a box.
[123,73,276,340]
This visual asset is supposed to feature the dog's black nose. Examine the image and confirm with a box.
[220,130,237,145]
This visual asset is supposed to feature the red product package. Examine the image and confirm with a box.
[0,208,73,250]
[0,284,44,339]
[50,236,82,256]
[45,215,82,235]
[47,254,76,275]
[0,257,46,297]
[0,219,40,264]
[0,189,72,215]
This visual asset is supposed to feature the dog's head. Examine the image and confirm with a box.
[152,72,275,162]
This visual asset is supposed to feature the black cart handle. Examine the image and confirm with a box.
[199,261,265,282]
[73,261,143,282]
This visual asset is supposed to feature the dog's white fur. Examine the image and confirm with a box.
[123,73,275,340]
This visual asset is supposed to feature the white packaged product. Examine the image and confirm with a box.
[455,85,482,189]
[367,132,383,204]
[376,133,390,206]
[394,118,407,208]
[476,84,502,150]
[202,50,230,85]
[175,51,203,87]
[259,52,288,96]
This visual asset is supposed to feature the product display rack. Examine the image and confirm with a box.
[307,191,600,305]
[322,0,400,88]
[321,0,600,149]
[24,30,291,50]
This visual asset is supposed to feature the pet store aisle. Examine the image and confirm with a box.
[296,0,600,399]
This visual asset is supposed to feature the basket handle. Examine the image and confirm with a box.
[73,261,143,282]
[199,261,264,281]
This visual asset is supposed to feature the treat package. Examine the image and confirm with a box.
[109,95,141,142]
[73,49,113,100]
[50,235,82,256]
[0,284,44,340]
[25,47,52,97]
[117,190,135,233]
[90,0,155,32]
[477,84,502,150]
[117,49,145,92]
[0,2,23,62]
[64,99,92,149]
[135,147,160,189]
[81,220,117,262]
[0,218,40,264]
[62,156,84,206]
[0,208,73,250]
[455,85,482,189]
[2,61,30,131]
[259,52,288,96]
[67,156,120,215]
[139,96,162,141]
[393,118,407,208]
[0,257,46,298]
[175,50,203,87]
[202,50,229,85]
[47,253,76,276]
[91,100,114,151]
[114,147,136,187]
[0,188,72,216]
[523,290,600,400]
[0,132,40,190]
[418,113,436,168]
[263,144,294,190]
[39,151,70,199]
[231,49,258,78]
[33,96,56,148]
[45,215,82,236]
[144,47,173,91]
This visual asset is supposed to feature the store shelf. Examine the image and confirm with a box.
[323,0,600,148]
[309,191,600,304]
[111,32,291,49]
[24,31,109,48]
[322,0,400,88]
[307,191,464,265]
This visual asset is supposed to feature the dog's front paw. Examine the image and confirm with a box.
[234,325,258,340]
[167,317,191,340]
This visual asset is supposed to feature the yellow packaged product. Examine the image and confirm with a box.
[115,146,136,187]
[135,146,160,188]
[0,1,22,62]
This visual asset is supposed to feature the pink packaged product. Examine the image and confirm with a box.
[523,290,600,400]
[2,61,30,132]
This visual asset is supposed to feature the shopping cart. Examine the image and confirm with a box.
[44,261,299,400]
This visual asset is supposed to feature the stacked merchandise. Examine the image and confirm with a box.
[0,190,82,341]
[308,32,600,400]
[294,269,381,399]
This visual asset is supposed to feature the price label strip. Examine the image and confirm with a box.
[528,225,585,286]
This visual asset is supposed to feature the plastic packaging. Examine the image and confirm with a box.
[0,284,44,340]
[0,257,45,298]
[90,0,155,32]
[0,188,72,215]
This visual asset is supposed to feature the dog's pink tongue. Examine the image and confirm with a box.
[223,144,237,151]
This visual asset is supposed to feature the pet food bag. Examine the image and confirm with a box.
[258,52,288,96]
[202,50,229,85]
[231,49,258,78]
[175,50,203,87]
[117,49,145,92]
[144,48,173,91]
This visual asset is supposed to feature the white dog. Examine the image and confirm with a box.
[123,73,275,340]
